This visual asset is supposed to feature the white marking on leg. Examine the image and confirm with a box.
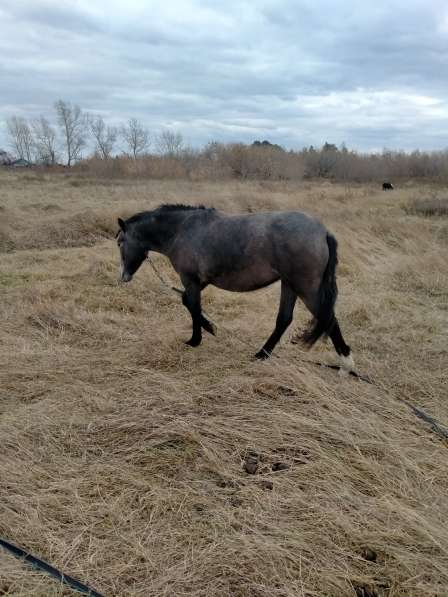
[339,352,355,372]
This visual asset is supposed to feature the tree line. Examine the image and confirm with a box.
[4,100,448,182]
[4,100,185,166]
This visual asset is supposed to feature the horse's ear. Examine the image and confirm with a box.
[118,218,126,232]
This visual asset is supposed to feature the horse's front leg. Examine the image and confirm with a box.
[255,281,297,359]
[200,314,216,336]
[181,280,203,347]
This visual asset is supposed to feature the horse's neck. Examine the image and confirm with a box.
[145,212,191,255]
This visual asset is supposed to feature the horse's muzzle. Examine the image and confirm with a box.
[119,266,133,283]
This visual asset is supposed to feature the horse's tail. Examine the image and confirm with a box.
[302,233,338,346]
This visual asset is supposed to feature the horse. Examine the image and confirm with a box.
[116,204,354,371]
[382,182,394,190]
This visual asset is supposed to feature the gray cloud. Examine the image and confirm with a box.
[1,0,448,152]
[5,1,102,34]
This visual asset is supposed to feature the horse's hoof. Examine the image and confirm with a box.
[203,321,217,336]
[339,353,355,373]
[254,350,270,360]
[185,338,201,347]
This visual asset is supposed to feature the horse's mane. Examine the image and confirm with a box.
[123,204,214,228]
[157,203,213,212]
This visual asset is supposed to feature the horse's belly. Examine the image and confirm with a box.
[211,267,280,292]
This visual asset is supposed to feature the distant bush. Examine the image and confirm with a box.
[72,143,448,184]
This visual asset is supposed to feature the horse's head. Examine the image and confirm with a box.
[116,218,148,282]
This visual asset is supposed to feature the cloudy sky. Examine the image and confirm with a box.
[1,0,448,152]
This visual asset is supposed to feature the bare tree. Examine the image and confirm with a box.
[120,118,150,159]
[54,100,87,166]
[31,116,58,165]
[156,129,184,157]
[89,115,117,160]
[6,116,34,161]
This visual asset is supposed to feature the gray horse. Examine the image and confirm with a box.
[116,204,354,371]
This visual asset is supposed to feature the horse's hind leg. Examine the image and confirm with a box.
[255,281,297,359]
[329,319,354,372]
[300,287,354,373]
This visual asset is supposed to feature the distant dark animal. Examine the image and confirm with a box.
[116,205,354,371]
[382,182,394,190]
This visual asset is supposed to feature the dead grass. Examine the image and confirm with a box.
[0,170,447,596]
[403,196,448,218]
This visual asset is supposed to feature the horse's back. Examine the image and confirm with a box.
[211,210,327,238]
[235,211,329,255]
[204,211,329,286]
[196,210,328,257]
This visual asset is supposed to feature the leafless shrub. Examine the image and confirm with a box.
[143,156,189,178]
[65,137,448,184]
[201,142,304,180]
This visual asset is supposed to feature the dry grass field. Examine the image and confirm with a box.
[0,170,447,596]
